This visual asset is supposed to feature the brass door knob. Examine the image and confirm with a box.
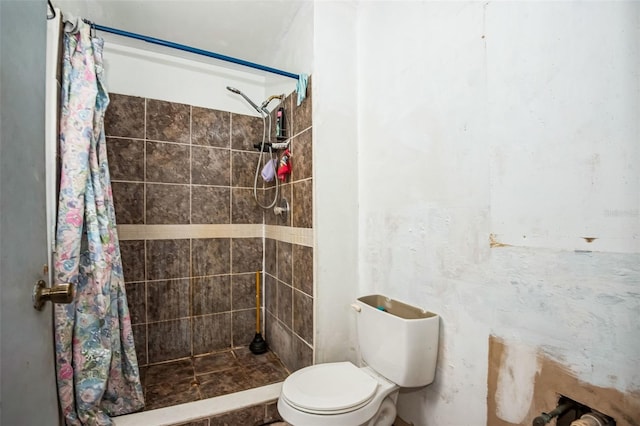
[33,280,75,310]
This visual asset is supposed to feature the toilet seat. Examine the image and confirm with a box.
[281,362,379,414]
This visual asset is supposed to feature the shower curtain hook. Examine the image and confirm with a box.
[47,0,56,20]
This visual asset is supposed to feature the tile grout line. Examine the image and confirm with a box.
[229,113,233,227]
[190,237,194,361]
[189,105,193,226]
[143,98,148,226]
[143,97,149,368]
[189,105,195,362]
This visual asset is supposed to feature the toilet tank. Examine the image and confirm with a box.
[355,295,439,388]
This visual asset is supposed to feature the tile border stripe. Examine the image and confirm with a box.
[117,224,313,246]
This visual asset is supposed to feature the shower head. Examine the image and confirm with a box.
[226,86,263,115]
[260,94,285,109]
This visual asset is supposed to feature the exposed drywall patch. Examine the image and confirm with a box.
[488,336,640,426]
[494,341,540,423]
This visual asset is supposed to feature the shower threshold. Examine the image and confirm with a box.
[113,382,283,426]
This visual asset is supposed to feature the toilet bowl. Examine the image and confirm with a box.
[277,362,399,426]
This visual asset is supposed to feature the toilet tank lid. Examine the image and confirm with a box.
[281,362,378,413]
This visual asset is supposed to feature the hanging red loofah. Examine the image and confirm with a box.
[277,149,292,182]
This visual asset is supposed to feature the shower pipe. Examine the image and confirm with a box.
[81,20,299,80]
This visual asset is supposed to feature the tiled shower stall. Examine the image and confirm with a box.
[104,83,313,407]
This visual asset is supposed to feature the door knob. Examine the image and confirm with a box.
[33,280,74,310]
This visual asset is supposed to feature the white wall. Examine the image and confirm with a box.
[55,0,306,114]
[269,0,314,75]
[355,1,639,424]
[102,43,267,116]
[312,0,360,364]
[265,0,314,98]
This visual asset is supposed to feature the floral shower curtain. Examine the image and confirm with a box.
[53,19,144,425]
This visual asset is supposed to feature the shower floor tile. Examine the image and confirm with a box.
[140,347,289,411]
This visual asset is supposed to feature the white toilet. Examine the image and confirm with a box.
[277,294,440,426]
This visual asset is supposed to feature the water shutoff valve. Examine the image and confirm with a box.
[274,198,289,217]
[570,412,614,426]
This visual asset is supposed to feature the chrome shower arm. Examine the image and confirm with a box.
[226,86,263,116]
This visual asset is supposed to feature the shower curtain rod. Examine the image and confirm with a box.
[83,20,300,80]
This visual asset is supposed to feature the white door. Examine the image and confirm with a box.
[0,0,60,424]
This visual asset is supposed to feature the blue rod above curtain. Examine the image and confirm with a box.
[86,21,300,80]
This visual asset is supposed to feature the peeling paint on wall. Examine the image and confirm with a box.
[488,336,640,426]
[490,233,511,248]
[495,342,540,423]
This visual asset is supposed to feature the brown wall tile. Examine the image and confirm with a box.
[119,240,145,282]
[265,401,283,423]
[192,107,229,148]
[191,238,230,277]
[148,319,191,363]
[125,282,146,325]
[192,313,231,355]
[231,238,263,273]
[209,405,264,426]
[146,239,190,280]
[265,313,293,371]
[147,279,190,322]
[191,186,230,224]
[277,242,293,285]
[231,150,262,188]
[292,179,312,228]
[132,324,147,366]
[231,188,263,224]
[146,183,190,224]
[292,129,312,181]
[232,308,256,347]
[264,183,291,226]
[232,273,257,311]
[146,141,190,184]
[175,419,209,426]
[231,114,263,151]
[112,182,144,224]
[293,290,313,345]
[292,336,313,372]
[105,93,145,139]
[265,274,277,317]
[277,281,293,329]
[192,146,230,186]
[293,245,313,296]
[192,275,231,316]
[107,138,144,181]
[264,239,276,276]
[146,99,190,143]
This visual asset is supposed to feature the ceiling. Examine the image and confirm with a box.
[53,0,309,71]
